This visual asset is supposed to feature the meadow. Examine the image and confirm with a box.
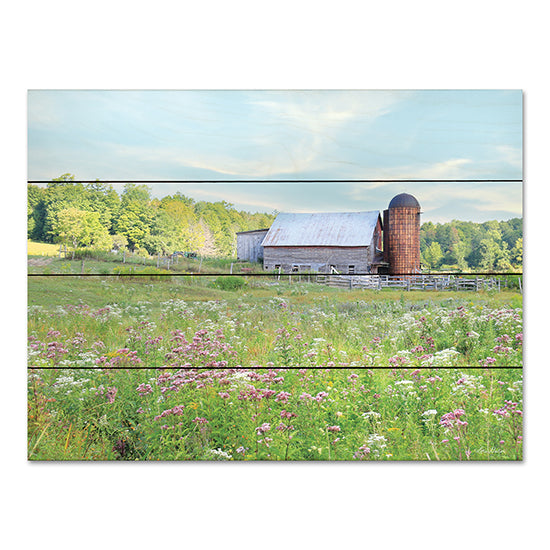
[27,274,523,461]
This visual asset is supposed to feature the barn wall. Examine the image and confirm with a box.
[236,230,268,263]
[263,246,372,273]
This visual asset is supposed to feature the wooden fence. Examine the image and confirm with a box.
[317,274,502,292]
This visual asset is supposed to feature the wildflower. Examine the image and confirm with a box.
[154,405,185,420]
[255,423,271,435]
[315,391,329,403]
[276,423,294,432]
[440,409,467,428]
[479,357,497,367]
[106,387,118,404]
[353,445,371,460]
[327,425,341,433]
[275,391,291,403]
[208,448,232,460]
[136,383,153,396]
[192,417,209,425]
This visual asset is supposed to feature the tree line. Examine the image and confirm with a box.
[27,175,276,258]
[420,218,522,271]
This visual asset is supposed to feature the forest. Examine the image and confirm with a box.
[27,175,275,258]
[28,175,522,271]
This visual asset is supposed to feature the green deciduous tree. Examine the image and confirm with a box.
[422,241,443,269]
[511,237,523,268]
[53,208,111,258]
[115,184,153,250]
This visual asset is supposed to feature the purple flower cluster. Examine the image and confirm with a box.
[164,329,236,368]
[105,386,118,404]
[440,409,467,429]
[314,391,329,403]
[353,445,371,460]
[136,383,153,396]
[154,405,185,421]
[493,401,522,419]
[255,423,271,435]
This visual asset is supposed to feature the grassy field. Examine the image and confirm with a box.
[27,245,265,274]
[27,274,523,461]
[27,240,62,256]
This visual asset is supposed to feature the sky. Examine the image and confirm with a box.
[27,90,523,223]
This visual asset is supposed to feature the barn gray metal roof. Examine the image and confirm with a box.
[261,211,380,247]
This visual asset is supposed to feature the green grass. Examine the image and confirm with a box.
[27,276,523,461]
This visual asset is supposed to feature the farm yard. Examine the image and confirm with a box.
[28,273,523,461]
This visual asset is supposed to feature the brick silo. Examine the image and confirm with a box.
[385,193,421,275]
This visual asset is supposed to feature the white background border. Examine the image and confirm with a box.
[3,1,548,548]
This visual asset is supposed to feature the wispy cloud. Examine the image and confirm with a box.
[495,145,522,170]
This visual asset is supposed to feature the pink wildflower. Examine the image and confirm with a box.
[275,391,291,403]
[315,391,329,403]
[255,423,271,435]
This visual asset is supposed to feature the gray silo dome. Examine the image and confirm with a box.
[388,193,420,209]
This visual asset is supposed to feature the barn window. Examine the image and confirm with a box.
[291,265,299,273]
[348,265,355,274]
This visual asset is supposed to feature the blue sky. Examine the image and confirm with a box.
[27,90,522,223]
